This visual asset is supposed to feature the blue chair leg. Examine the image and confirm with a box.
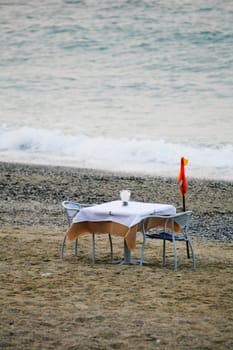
[75,239,78,256]
[108,234,113,261]
[162,239,166,266]
[60,234,66,259]
[140,233,146,266]
[173,238,178,270]
[188,240,196,268]
[92,234,95,264]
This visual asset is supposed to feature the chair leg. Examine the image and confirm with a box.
[188,239,196,268]
[162,239,166,266]
[75,239,78,257]
[92,234,96,264]
[140,233,146,266]
[173,239,178,270]
[60,234,67,259]
[108,234,113,262]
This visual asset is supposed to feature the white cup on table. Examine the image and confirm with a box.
[120,190,131,206]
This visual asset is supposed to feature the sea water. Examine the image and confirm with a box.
[0,0,233,180]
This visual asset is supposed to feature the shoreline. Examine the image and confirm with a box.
[1,158,233,183]
[0,161,232,242]
[1,159,233,183]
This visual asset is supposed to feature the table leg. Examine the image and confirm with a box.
[114,240,142,265]
[124,239,131,264]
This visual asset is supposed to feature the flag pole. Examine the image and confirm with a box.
[182,194,186,212]
[178,157,189,258]
[178,156,188,211]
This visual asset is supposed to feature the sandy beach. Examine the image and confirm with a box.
[0,161,233,349]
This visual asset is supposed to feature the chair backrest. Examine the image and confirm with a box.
[142,210,192,234]
[173,210,192,230]
[62,200,82,226]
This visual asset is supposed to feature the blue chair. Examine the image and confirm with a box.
[141,211,196,269]
[61,201,113,263]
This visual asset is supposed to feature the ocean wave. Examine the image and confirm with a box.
[0,126,232,180]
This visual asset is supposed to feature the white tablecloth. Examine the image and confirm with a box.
[73,200,176,227]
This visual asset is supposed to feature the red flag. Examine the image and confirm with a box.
[178,157,188,196]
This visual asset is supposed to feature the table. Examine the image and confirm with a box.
[67,200,176,264]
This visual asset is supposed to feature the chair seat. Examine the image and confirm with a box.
[145,232,186,242]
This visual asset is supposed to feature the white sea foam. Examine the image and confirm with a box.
[0,126,232,180]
